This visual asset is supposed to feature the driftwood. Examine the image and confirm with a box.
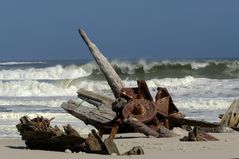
[77,88,114,109]
[79,29,124,98]
[169,114,220,128]
[180,127,218,141]
[17,115,144,155]
[220,100,239,130]
[125,117,161,137]
[61,100,115,129]
[196,126,235,133]
[16,116,86,152]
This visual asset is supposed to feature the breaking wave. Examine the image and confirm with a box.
[0,59,238,80]
[109,59,239,79]
[0,63,96,80]
[1,76,238,99]
[0,59,238,137]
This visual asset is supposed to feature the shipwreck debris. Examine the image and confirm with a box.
[16,115,144,155]
[122,146,144,155]
[16,28,235,156]
[79,29,124,98]
[180,127,218,141]
[220,100,239,130]
[61,29,221,140]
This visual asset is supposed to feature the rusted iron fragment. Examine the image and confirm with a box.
[122,99,156,123]
[180,127,218,141]
[137,80,153,101]
[121,87,138,100]
[155,87,179,114]
[120,80,153,101]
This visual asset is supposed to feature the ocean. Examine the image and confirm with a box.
[0,59,238,137]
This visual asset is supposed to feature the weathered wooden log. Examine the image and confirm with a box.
[79,29,124,98]
[17,116,145,155]
[17,116,86,152]
[85,133,102,152]
[63,124,80,136]
[19,116,31,124]
[125,117,160,137]
[104,138,120,155]
[169,114,220,128]
[61,100,116,129]
[197,126,235,133]
[77,88,114,109]
[156,125,178,137]
[25,135,86,152]
[221,100,239,128]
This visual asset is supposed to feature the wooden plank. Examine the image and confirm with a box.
[157,126,178,137]
[79,29,124,98]
[169,115,220,128]
[77,88,114,109]
[125,117,160,137]
[61,100,116,129]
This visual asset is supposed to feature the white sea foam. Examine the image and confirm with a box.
[144,77,239,98]
[0,63,97,80]
[0,80,78,96]
[0,98,66,107]
[1,59,238,137]
[0,76,238,99]
[174,98,232,110]
[0,61,46,65]
[0,60,239,80]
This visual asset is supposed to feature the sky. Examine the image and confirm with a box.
[0,0,239,61]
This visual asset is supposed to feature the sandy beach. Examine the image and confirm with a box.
[1,131,239,159]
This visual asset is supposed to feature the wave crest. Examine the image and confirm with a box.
[0,59,238,80]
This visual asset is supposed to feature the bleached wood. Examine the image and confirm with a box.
[79,29,124,98]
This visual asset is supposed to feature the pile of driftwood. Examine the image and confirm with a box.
[16,116,144,155]
[17,29,239,154]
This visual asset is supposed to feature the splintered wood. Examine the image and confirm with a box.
[16,116,144,155]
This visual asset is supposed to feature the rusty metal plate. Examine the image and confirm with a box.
[121,88,138,100]
[155,96,170,117]
[122,99,156,123]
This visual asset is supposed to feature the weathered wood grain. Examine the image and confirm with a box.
[79,29,124,98]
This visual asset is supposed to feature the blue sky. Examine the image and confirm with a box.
[0,1,239,60]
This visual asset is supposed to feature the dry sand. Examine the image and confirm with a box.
[1,130,239,159]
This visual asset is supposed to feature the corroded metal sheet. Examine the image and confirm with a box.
[155,96,170,116]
